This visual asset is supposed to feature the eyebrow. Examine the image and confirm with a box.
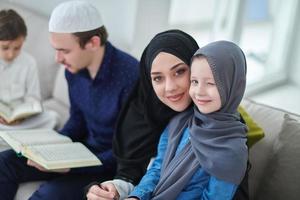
[190,76,214,80]
[151,63,186,75]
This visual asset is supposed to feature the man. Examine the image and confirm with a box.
[0,1,139,199]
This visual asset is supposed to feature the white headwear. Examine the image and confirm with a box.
[49,0,103,33]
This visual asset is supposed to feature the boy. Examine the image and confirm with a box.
[0,9,57,129]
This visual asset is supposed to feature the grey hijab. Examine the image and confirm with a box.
[152,41,248,199]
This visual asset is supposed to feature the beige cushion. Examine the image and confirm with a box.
[52,66,69,107]
[15,181,44,200]
[241,99,300,199]
[255,114,300,200]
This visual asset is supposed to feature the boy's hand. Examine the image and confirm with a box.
[86,182,120,200]
[0,117,23,125]
[27,159,70,173]
[0,117,8,125]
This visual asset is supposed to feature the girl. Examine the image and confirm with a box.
[127,40,248,199]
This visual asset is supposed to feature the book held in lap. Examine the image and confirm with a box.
[0,129,102,170]
[0,98,43,124]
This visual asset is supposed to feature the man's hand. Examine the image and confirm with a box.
[27,159,70,173]
[86,182,120,200]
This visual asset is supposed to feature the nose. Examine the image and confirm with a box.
[7,50,15,60]
[55,51,64,63]
[165,77,177,92]
[195,83,206,96]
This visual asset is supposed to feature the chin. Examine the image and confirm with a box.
[169,103,190,112]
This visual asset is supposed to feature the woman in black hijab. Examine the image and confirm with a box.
[86,30,249,200]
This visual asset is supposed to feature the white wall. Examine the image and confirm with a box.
[2,0,172,59]
[289,5,300,86]
[2,0,138,54]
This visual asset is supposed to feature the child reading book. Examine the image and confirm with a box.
[126,41,248,199]
[0,9,58,130]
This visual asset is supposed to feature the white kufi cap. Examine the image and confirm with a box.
[49,0,103,33]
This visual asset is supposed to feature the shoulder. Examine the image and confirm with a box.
[13,51,38,74]
[15,51,37,70]
[109,42,139,69]
[108,43,140,84]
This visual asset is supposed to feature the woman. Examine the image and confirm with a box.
[127,40,248,199]
[86,30,249,200]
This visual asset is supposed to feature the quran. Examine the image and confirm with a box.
[0,129,101,170]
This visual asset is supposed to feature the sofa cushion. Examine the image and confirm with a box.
[256,114,300,200]
[238,106,264,148]
[52,66,69,107]
[15,181,44,200]
[241,99,300,199]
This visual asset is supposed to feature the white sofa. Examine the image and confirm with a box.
[242,99,300,200]
[2,2,300,200]
[0,2,69,199]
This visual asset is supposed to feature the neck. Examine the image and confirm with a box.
[87,45,105,79]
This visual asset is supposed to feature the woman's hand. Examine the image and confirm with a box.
[86,182,120,200]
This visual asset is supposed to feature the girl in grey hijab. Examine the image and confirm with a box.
[127,40,248,200]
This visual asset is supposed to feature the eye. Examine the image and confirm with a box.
[190,79,198,86]
[1,46,9,51]
[14,47,21,51]
[63,50,70,54]
[152,76,163,83]
[175,68,187,76]
[206,82,216,86]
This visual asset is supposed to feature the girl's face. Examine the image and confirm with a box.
[189,57,221,114]
[151,52,192,112]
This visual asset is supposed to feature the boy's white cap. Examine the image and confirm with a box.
[49,0,103,33]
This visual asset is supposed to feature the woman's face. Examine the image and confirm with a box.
[151,52,192,112]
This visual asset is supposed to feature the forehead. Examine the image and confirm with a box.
[191,57,213,77]
[0,36,25,47]
[49,32,79,49]
[151,52,185,72]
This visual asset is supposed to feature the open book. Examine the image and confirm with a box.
[0,98,43,123]
[0,129,101,170]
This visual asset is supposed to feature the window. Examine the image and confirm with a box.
[169,0,299,95]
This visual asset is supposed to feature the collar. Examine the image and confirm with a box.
[0,59,12,71]
[77,42,114,82]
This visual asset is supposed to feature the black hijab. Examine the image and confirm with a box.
[113,29,199,185]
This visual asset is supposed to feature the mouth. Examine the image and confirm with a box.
[62,63,72,70]
[4,59,13,63]
[196,99,211,105]
[166,93,184,102]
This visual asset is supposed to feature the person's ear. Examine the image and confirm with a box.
[85,36,101,50]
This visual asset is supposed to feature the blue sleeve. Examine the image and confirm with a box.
[202,176,237,200]
[129,128,169,200]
